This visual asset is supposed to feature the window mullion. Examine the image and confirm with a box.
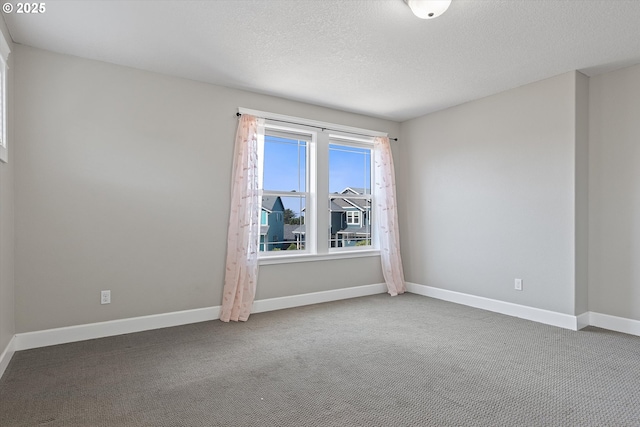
[315,132,330,255]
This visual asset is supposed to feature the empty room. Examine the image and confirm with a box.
[1,0,639,425]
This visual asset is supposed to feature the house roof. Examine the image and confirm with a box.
[329,201,346,212]
[283,224,298,241]
[261,196,281,213]
[331,197,369,211]
[341,187,369,195]
[335,188,371,210]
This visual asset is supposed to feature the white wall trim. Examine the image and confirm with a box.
[589,312,640,337]
[405,284,640,336]
[253,283,387,314]
[576,312,590,330]
[0,335,15,379]
[12,284,388,352]
[406,282,581,330]
[14,306,221,351]
[4,283,640,381]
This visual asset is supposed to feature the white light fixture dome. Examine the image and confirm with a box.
[404,0,452,19]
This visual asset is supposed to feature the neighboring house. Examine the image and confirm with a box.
[294,188,372,248]
[331,188,371,247]
[261,196,285,251]
[290,224,306,250]
[283,224,301,249]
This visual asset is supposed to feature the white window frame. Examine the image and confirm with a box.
[257,122,316,259]
[240,108,385,264]
[328,136,374,253]
[0,32,10,164]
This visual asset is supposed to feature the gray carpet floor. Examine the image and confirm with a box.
[1,293,639,426]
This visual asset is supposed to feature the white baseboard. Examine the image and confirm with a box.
[12,283,388,352]
[406,282,581,331]
[253,283,387,314]
[0,335,15,379]
[8,281,639,374]
[589,312,640,337]
[14,306,221,351]
[576,312,590,330]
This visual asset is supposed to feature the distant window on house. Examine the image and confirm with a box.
[0,32,10,163]
[346,211,361,225]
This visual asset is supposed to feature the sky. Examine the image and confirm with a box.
[263,136,371,218]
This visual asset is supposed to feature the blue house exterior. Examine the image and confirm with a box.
[330,188,371,247]
[260,196,285,251]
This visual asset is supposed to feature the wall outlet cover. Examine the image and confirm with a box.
[101,290,111,304]
[514,279,523,291]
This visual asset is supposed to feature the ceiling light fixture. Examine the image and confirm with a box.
[404,0,452,19]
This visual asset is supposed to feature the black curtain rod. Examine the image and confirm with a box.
[236,112,398,141]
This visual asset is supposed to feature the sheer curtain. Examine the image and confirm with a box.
[374,136,406,296]
[220,114,263,322]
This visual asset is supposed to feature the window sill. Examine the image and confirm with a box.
[259,249,380,265]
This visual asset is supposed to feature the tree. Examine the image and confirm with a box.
[284,209,301,225]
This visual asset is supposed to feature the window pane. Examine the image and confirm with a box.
[260,195,306,252]
[263,134,306,192]
[329,143,372,249]
[329,144,371,194]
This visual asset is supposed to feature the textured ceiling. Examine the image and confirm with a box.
[4,0,640,121]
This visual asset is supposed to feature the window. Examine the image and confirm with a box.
[0,32,10,164]
[346,211,361,225]
[258,126,310,254]
[247,108,384,261]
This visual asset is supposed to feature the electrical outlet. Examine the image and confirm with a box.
[514,279,523,291]
[101,290,111,304]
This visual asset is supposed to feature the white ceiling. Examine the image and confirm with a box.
[4,0,640,121]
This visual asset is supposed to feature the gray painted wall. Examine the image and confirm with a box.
[13,45,395,333]
[398,72,582,315]
[588,64,640,321]
[0,18,14,355]
[8,40,640,338]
